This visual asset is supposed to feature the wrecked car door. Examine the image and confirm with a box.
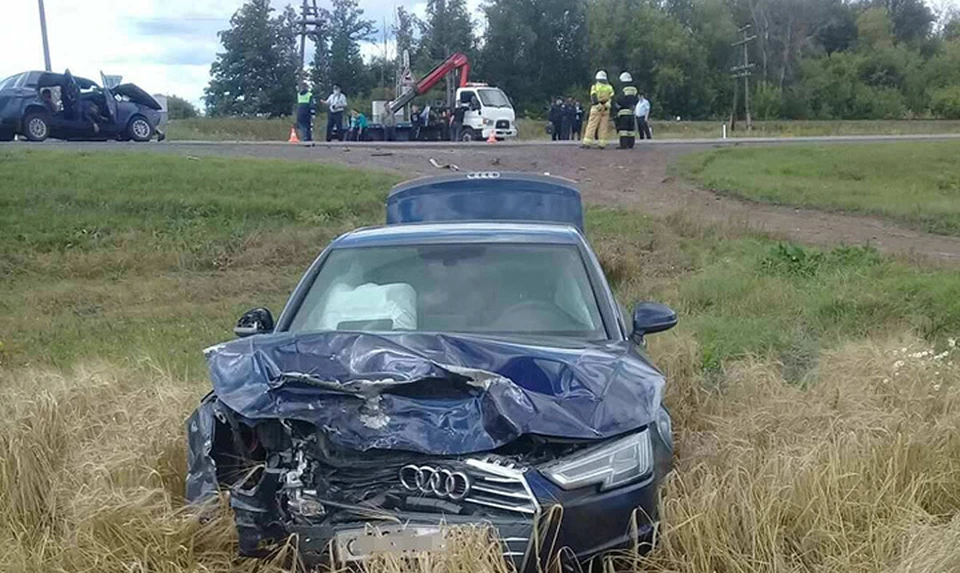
[99,73,117,125]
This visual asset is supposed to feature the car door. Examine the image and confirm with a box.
[99,73,117,126]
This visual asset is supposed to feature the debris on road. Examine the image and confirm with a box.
[429,158,460,171]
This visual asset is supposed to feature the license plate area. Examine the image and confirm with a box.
[334,525,448,562]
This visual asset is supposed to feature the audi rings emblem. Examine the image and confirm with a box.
[399,464,471,500]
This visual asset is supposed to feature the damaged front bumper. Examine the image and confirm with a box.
[188,397,667,570]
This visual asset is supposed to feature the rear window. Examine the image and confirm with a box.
[0,74,23,90]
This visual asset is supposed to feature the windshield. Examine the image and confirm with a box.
[478,88,511,108]
[0,74,23,90]
[289,243,605,338]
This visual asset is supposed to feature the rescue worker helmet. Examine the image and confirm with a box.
[619,72,633,83]
[595,70,608,82]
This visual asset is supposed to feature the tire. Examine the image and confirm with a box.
[460,128,476,142]
[22,113,49,142]
[0,131,14,142]
[127,115,154,142]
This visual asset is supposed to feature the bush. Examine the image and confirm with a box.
[165,95,199,120]
[931,85,960,119]
[753,81,783,120]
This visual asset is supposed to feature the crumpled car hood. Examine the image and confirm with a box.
[205,332,664,455]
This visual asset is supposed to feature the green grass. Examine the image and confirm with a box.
[0,148,400,371]
[588,210,960,376]
[677,141,960,235]
[2,147,960,380]
[165,117,295,141]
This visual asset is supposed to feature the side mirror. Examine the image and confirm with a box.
[234,307,275,338]
[631,302,677,340]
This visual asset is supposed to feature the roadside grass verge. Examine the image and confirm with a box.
[676,141,960,235]
[166,117,294,141]
[2,148,960,572]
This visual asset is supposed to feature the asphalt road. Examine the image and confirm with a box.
[5,131,960,150]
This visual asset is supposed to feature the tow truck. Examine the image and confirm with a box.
[365,53,518,142]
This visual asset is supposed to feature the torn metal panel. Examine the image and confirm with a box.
[203,331,665,455]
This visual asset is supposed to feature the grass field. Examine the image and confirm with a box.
[677,141,960,236]
[2,148,960,572]
[167,116,960,142]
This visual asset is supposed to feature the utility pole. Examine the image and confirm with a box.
[38,0,52,71]
[296,0,324,80]
[730,24,756,131]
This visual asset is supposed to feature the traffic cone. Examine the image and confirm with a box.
[288,126,300,144]
[486,130,497,144]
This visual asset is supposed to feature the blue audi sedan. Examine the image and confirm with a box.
[186,173,677,570]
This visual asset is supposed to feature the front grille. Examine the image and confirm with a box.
[463,458,540,515]
[495,120,510,129]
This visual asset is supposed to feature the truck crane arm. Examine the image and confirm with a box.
[388,53,471,115]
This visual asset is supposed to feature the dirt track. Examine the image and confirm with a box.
[22,140,960,264]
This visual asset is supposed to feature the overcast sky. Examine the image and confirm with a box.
[0,0,954,108]
[0,0,483,106]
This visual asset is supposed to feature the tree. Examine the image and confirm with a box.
[478,0,588,113]
[883,0,935,44]
[393,6,420,60]
[857,7,895,50]
[419,0,475,63]
[204,0,299,117]
[324,0,376,95]
[165,95,198,119]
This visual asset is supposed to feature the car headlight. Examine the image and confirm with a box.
[542,429,653,491]
[482,118,493,126]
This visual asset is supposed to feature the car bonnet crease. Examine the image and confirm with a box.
[199,331,664,456]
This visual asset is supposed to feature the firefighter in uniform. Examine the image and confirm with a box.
[582,71,615,149]
[615,72,640,149]
[296,83,315,142]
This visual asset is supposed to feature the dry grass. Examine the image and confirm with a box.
[2,335,958,572]
[646,334,960,572]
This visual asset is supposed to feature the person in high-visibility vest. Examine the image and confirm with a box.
[615,72,640,149]
[296,82,316,142]
[582,71,615,149]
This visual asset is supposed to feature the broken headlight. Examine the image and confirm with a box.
[542,429,653,491]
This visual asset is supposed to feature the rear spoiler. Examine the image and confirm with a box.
[386,172,584,232]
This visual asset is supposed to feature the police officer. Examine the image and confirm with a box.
[582,71,615,149]
[296,82,315,142]
[615,72,640,149]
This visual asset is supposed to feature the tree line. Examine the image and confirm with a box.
[202,0,960,121]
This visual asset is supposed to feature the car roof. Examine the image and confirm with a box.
[331,221,586,249]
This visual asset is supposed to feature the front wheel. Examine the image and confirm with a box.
[127,116,154,142]
[23,113,50,142]
[460,128,477,142]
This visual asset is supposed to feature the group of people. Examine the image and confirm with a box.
[547,99,585,141]
[297,83,364,142]
[296,83,462,143]
[582,70,652,150]
[410,100,475,142]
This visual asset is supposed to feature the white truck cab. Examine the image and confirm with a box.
[456,84,517,141]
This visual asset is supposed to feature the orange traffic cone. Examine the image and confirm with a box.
[288,126,300,144]
[486,130,497,144]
